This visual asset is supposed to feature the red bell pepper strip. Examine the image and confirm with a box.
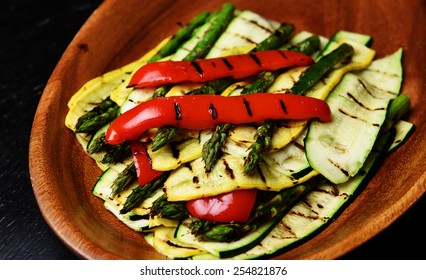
[105,94,331,145]
[128,50,314,88]
[186,189,258,223]
[130,141,163,186]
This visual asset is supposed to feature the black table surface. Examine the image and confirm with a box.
[1,0,425,260]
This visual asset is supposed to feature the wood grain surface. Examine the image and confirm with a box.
[29,0,426,259]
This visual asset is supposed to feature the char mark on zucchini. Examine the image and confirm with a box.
[222,159,235,179]
[338,108,381,127]
[346,92,387,111]
[328,158,350,177]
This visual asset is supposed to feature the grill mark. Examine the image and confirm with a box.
[361,68,400,78]
[249,53,262,66]
[315,185,342,196]
[222,58,233,70]
[213,34,257,52]
[293,141,305,151]
[241,35,258,45]
[347,92,386,111]
[192,176,199,184]
[278,50,288,60]
[247,18,274,33]
[302,196,324,215]
[222,159,235,179]
[223,15,275,48]
[242,98,253,116]
[273,220,296,238]
[358,78,390,99]
[358,78,376,97]
[184,162,193,171]
[290,210,324,221]
[169,142,180,159]
[174,102,182,120]
[338,108,381,127]
[302,198,314,210]
[279,99,288,114]
[165,240,200,250]
[328,158,350,177]
[209,103,218,119]
[316,186,350,200]
[191,61,203,76]
[256,166,266,183]
[360,71,400,93]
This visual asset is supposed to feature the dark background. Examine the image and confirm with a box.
[0,0,424,260]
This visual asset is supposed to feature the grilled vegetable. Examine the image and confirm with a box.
[74,97,119,134]
[186,189,258,223]
[305,73,399,184]
[104,94,331,145]
[111,161,136,196]
[130,141,164,186]
[120,172,170,215]
[128,50,313,88]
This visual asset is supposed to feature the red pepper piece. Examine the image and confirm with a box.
[186,189,258,223]
[128,50,314,88]
[105,94,331,145]
[130,141,163,186]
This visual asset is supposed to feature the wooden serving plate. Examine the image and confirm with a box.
[29,0,426,259]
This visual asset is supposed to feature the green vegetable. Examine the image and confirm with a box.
[185,3,235,60]
[75,97,118,134]
[120,172,170,214]
[291,43,354,95]
[111,162,136,196]
[149,11,211,62]
[150,194,189,220]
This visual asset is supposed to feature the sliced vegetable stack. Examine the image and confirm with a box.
[65,2,414,260]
